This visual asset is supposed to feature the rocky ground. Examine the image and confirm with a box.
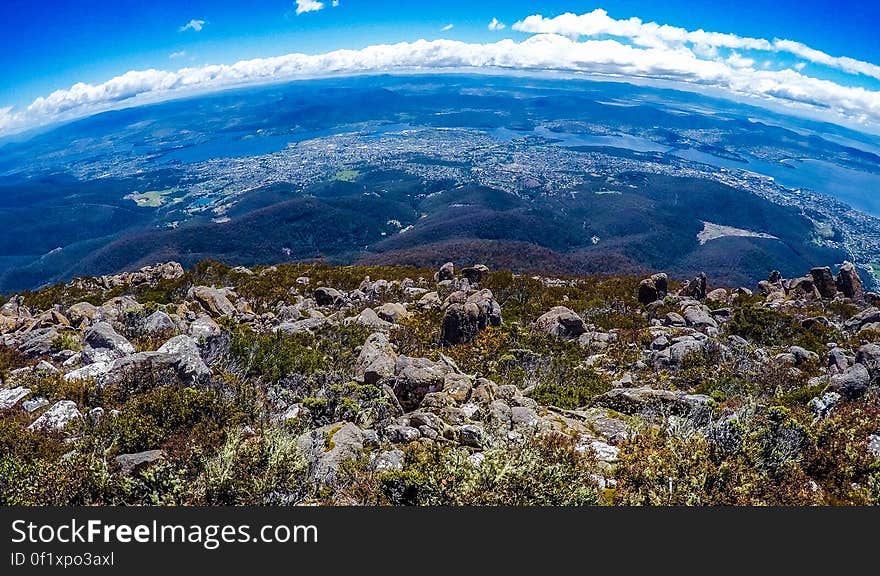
[0,259,878,505]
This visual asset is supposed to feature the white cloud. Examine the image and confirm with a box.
[442,24,454,31]
[179,19,205,33]
[296,0,324,15]
[4,25,880,137]
[512,9,880,81]
[332,0,340,6]
[169,50,187,60]
[726,52,754,69]
[488,18,506,31]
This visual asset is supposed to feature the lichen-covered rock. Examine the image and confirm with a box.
[297,422,364,483]
[28,400,81,432]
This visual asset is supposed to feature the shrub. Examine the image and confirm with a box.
[728,304,831,352]
[331,434,601,505]
[192,429,309,505]
[107,386,233,453]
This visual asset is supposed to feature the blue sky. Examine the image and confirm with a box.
[3,1,880,134]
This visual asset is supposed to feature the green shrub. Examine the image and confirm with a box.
[107,386,233,453]
[332,434,601,505]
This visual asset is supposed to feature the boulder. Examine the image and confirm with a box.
[156,335,212,383]
[705,288,728,302]
[84,322,135,358]
[440,289,502,345]
[637,278,659,305]
[376,302,409,324]
[355,332,398,384]
[297,422,364,484]
[435,262,455,282]
[828,364,871,399]
[27,400,81,432]
[836,262,864,301]
[461,264,490,284]
[346,308,393,331]
[64,362,111,382]
[533,306,587,339]
[191,286,237,317]
[102,336,211,387]
[844,307,880,331]
[188,315,228,365]
[115,450,165,475]
[314,287,345,307]
[855,343,880,378]
[680,272,708,300]
[392,356,449,410]
[277,317,327,335]
[16,328,61,357]
[682,305,718,329]
[0,386,31,410]
[592,386,713,424]
[810,267,838,298]
[143,310,177,336]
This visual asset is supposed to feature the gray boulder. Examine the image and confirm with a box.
[191,286,237,317]
[533,306,588,339]
[828,363,871,399]
[435,262,455,282]
[297,422,364,484]
[314,287,345,307]
[115,450,165,475]
[376,302,409,324]
[593,386,713,424]
[836,262,864,301]
[440,289,502,345]
[810,267,838,298]
[855,343,880,378]
[461,264,489,284]
[143,310,177,336]
[27,400,81,432]
[392,356,449,410]
[84,322,135,359]
[355,332,397,384]
[680,272,708,300]
[0,386,31,410]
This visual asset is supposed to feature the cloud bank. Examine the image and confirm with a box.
[512,9,880,81]
[3,8,880,137]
